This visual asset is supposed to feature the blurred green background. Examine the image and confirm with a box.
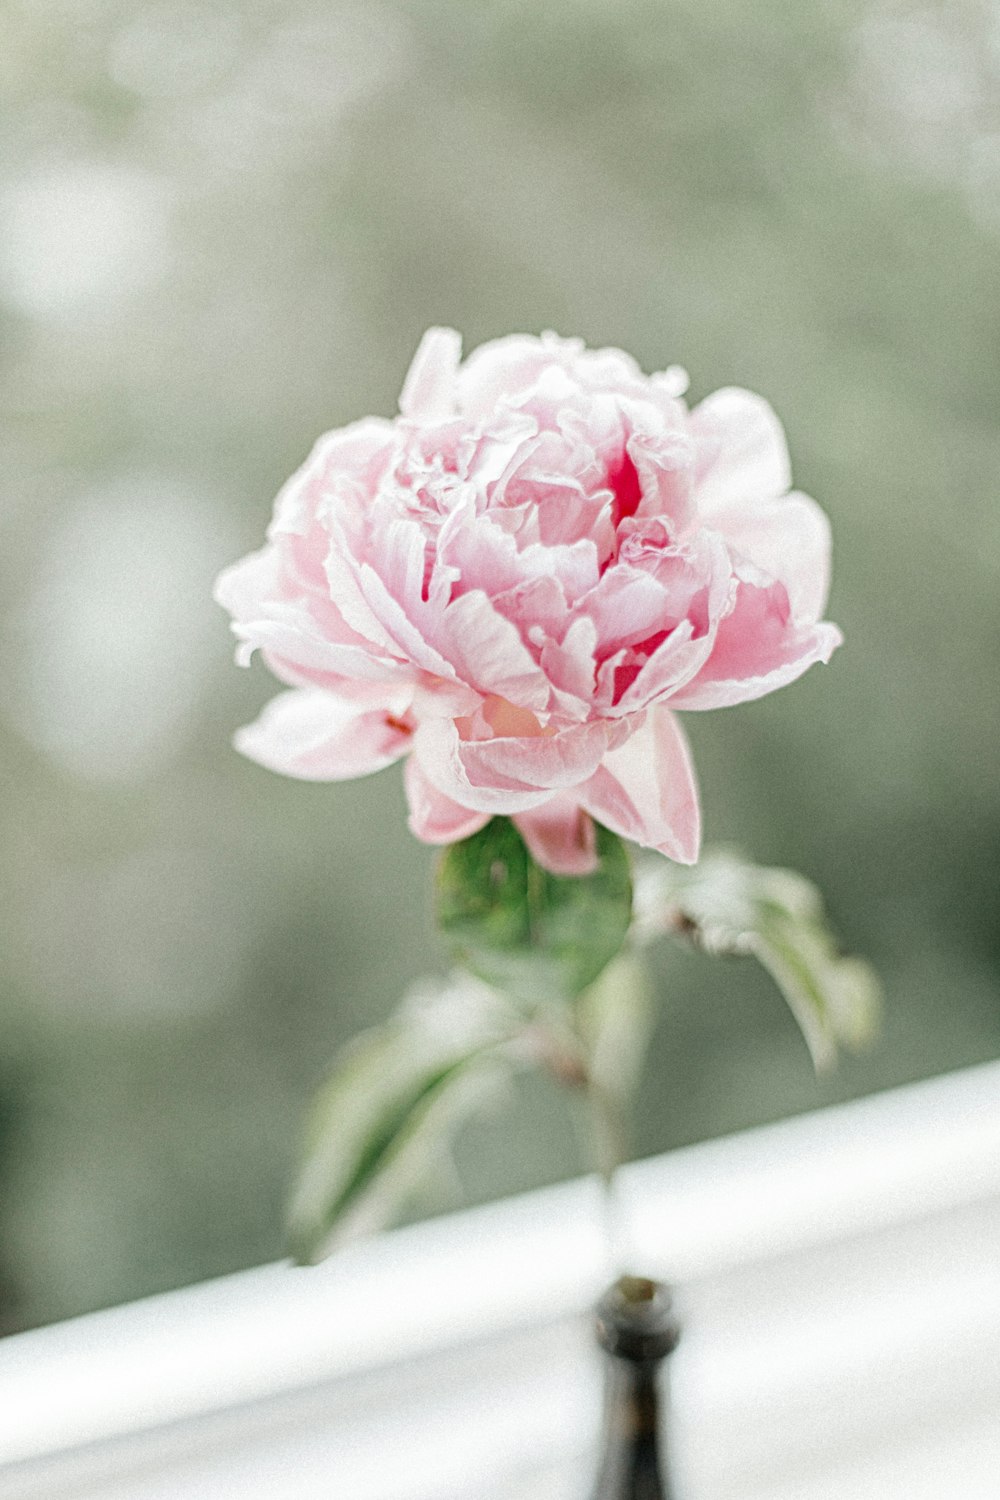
[1,0,997,1336]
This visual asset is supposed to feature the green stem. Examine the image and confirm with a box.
[585,1074,631,1277]
[530,1008,635,1277]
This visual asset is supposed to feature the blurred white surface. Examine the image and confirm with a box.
[0,164,171,322]
[7,473,233,783]
[1,1059,999,1499]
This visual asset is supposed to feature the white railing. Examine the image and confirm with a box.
[3,1059,999,1499]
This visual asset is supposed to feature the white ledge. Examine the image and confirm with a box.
[2,1058,1000,1497]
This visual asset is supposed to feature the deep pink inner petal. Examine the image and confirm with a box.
[611,629,670,705]
[608,451,643,529]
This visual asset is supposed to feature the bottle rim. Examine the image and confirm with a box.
[594,1275,681,1362]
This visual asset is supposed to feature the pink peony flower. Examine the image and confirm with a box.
[215,329,841,876]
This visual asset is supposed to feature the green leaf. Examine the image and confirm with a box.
[435,817,633,1004]
[287,976,517,1263]
[634,848,881,1070]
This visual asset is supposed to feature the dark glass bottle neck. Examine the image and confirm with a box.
[589,1278,680,1500]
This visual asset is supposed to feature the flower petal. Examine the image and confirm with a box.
[689,388,791,511]
[582,707,700,864]
[412,721,549,812]
[433,590,553,713]
[404,756,490,845]
[457,332,585,418]
[703,490,833,622]
[578,565,676,659]
[412,717,619,813]
[458,717,620,793]
[234,689,412,781]
[670,574,842,710]
[399,327,462,420]
[269,420,397,542]
[513,794,598,876]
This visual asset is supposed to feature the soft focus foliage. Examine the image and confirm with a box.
[635,850,881,1070]
[0,0,997,1334]
[287,975,518,1262]
[290,840,874,1258]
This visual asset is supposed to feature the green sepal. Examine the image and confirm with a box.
[435,817,633,1005]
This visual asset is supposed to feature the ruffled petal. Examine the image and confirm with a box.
[216,536,410,692]
[689,388,791,511]
[432,590,552,713]
[457,332,586,418]
[577,565,677,659]
[456,716,620,793]
[404,756,489,844]
[269,419,397,541]
[513,794,598,876]
[581,707,700,864]
[411,721,549,813]
[411,717,621,813]
[213,544,281,621]
[234,689,412,781]
[703,490,833,622]
[240,615,408,689]
[608,621,708,714]
[670,573,842,710]
[627,422,696,532]
[399,327,461,421]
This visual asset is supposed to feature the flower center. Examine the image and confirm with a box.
[483,696,547,738]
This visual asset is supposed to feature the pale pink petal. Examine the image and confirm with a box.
[651,364,690,398]
[629,426,696,531]
[412,729,551,814]
[582,708,700,864]
[457,333,586,418]
[703,490,833,621]
[326,516,472,686]
[575,344,648,393]
[689,388,791,510]
[234,689,413,781]
[354,560,465,682]
[375,515,434,607]
[404,757,489,845]
[398,327,462,420]
[608,533,734,712]
[491,575,573,650]
[491,426,611,548]
[455,716,622,793]
[215,548,411,689]
[213,544,281,621]
[670,575,842,710]
[577,566,676,659]
[539,615,598,710]
[438,505,600,605]
[513,794,598,876]
[322,516,417,657]
[269,420,397,540]
[355,516,553,706]
[608,621,708,713]
[238,613,408,686]
[411,717,620,813]
[410,677,482,720]
[432,590,552,713]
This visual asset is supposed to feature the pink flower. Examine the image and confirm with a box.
[215,329,841,876]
